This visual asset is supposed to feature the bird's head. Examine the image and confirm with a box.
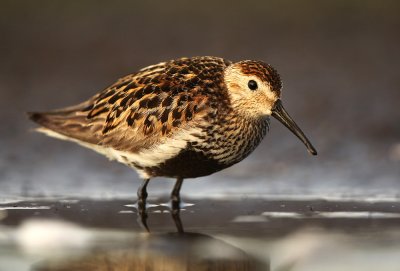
[224,60,317,155]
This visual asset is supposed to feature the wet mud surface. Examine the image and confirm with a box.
[1,197,400,271]
[2,198,400,234]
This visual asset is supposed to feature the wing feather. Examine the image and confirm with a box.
[30,57,231,153]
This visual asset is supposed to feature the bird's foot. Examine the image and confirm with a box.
[137,199,149,232]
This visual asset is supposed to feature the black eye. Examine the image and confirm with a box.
[248,80,258,90]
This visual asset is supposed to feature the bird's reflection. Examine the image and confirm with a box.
[33,197,267,271]
[137,194,184,233]
[33,233,263,271]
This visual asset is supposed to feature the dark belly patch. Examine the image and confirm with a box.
[143,149,228,178]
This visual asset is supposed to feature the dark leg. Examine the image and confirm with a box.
[171,177,184,209]
[171,177,184,233]
[137,178,150,232]
[137,178,150,205]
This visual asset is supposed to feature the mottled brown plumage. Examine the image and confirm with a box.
[29,56,317,204]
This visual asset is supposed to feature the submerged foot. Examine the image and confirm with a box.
[136,179,150,232]
[171,200,184,233]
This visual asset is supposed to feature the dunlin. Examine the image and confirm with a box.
[29,56,317,208]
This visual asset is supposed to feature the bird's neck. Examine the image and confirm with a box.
[199,111,269,165]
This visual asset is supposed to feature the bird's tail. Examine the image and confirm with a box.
[28,102,102,145]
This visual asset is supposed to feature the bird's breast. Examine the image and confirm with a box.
[192,116,269,166]
[126,117,269,179]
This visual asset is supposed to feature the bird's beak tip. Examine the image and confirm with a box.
[309,148,318,156]
[272,100,318,156]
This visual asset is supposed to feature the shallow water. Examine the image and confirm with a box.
[1,197,400,271]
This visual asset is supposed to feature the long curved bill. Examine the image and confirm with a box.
[271,100,317,155]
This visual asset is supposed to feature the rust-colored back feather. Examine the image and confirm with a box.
[29,56,231,153]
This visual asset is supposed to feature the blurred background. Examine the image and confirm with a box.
[1,0,399,200]
[1,1,400,270]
